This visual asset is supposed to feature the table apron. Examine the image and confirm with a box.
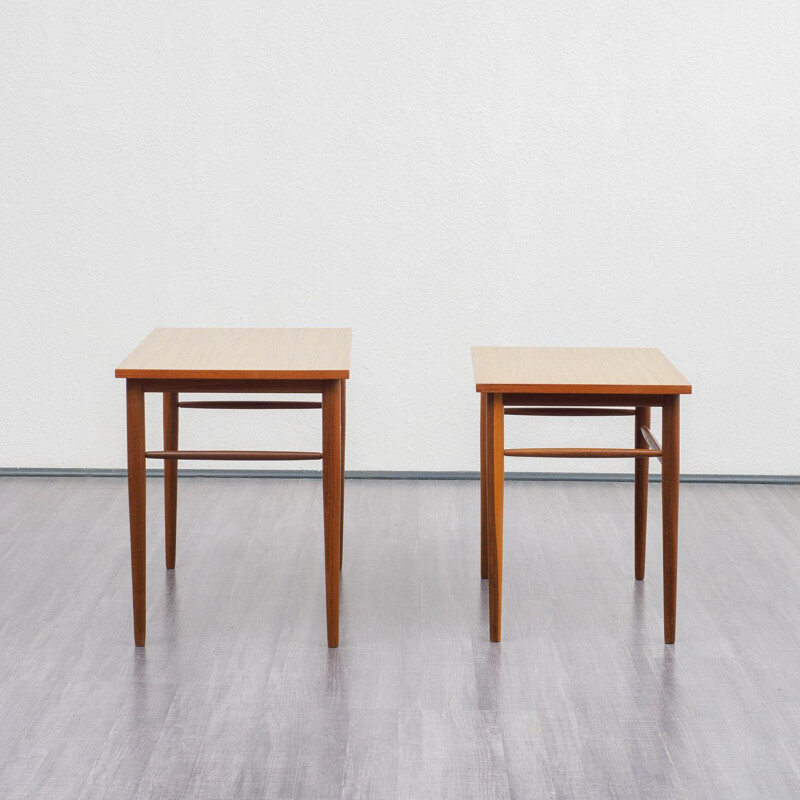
[500,393,671,408]
[140,379,327,394]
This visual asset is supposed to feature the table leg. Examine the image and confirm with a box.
[662,396,680,644]
[480,393,488,579]
[339,380,346,571]
[634,406,651,580]
[322,379,342,648]
[163,392,179,569]
[486,392,504,642]
[126,379,147,647]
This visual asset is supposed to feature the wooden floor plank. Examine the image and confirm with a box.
[0,477,799,798]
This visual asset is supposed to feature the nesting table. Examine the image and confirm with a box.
[116,328,351,648]
[472,347,691,644]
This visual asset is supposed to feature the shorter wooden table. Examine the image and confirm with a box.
[472,347,691,644]
[116,328,351,648]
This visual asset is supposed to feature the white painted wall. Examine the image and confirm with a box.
[1,2,798,475]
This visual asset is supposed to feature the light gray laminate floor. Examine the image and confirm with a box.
[1,476,800,799]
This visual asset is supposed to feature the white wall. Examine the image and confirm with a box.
[1,2,798,475]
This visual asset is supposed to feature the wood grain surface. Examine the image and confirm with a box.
[116,328,352,380]
[472,347,691,394]
[2,476,800,799]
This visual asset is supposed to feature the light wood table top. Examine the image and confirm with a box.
[116,328,352,380]
[472,347,691,395]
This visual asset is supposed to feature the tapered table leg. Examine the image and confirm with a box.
[662,396,680,644]
[634,406,650,580]
[126,379,147,647]
[339,380,346,570]
[163,392,179,569]
[486,392,504,642]
[480,392,488,579]
[322,379,342,647]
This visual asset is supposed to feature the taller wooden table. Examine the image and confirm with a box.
[116,328,351,648]
[472,347,691,644]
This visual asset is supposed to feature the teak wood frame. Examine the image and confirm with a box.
[480,392,680,644]
[125,378,346,649]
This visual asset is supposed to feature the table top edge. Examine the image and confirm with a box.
[474,382,692,394]
[116,368,350,380]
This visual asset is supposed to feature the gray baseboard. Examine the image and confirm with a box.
[0,467,797,484]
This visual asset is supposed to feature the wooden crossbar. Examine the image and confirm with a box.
[177,401,322,410]
[503,447,662,458]
[145,450,323,461]
[640,425,663,464]
[503,407,635,417]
